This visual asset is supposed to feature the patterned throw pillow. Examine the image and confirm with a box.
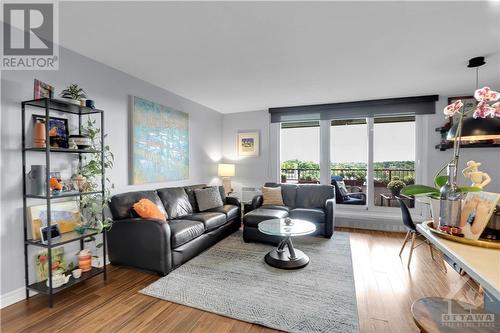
[194,187,224,211]
[262,186,284,206]
[133,198,167,221]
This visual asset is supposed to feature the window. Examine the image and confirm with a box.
[373,116,416,208]
[330,119,368,206]
[280,121,320,184]
[278,116,416,212]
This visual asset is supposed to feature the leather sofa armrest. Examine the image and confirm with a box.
[325,198,335,238]
[107,218,172,275]
[225,196,240,207]
[251,195,263,210]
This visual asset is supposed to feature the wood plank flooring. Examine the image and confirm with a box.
[1,228,481,333]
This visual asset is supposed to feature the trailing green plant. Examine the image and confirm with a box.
[61,84,87,100]
[79,117,114,233]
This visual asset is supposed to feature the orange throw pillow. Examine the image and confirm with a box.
[133,199,167,221]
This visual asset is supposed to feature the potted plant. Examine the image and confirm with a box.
[61,84,87,106]
[387,179,406,197]
[77,117,114,234]
[281,174,287,183]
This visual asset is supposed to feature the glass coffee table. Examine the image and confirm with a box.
[258,218,316,269]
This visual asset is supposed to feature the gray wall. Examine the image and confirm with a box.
[0,47,222,300]
[222,110,275,196]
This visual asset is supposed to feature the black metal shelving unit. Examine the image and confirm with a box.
[21,98,107,307]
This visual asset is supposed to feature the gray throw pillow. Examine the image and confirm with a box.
[194,187,224,211]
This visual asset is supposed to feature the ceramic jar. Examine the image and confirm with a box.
[78,251,92,272]
[33,120,46,148]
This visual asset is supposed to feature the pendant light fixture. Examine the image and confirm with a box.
[446,56,500,143]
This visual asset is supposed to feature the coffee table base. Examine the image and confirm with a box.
[264,237,310,269]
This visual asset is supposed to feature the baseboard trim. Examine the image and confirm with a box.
[0,287,37,309]
[335,215,407,232]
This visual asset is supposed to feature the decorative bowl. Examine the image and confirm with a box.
[68,135,91,149]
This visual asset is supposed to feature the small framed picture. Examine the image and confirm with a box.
[34,79,54,99]
[32,115,69,148]
[40,224,62,244]
[238,131,260,157]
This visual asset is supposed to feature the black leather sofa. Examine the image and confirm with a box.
[108,185,240,275]
[243,183,335,244]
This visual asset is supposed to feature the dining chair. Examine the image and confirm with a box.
[397,197,446,272]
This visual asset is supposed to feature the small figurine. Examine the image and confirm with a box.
[68,137,78,150]
[462,160,491,189]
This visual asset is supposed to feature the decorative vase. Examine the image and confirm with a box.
[85,99,96,109]
[68,135,91,149]
[78,252,92,272]
[33,120,46,148]
[27,165,46,196]
[439,163,462,229]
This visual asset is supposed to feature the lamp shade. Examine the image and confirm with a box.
[447,117,500,142]
[218,163,235,177]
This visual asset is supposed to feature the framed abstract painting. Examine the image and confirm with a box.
[130,96,189,184]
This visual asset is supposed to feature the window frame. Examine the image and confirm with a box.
[279,115,424,218]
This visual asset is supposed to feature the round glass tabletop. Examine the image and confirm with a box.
[258,219,316,237]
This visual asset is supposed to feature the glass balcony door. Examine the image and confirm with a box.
[330,119,368,207]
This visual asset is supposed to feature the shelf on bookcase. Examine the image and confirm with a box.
[24,147,101,154]
[27,267,104,295]
[26,229,100,248]
[22,98,103,115]
[25,191,103,199]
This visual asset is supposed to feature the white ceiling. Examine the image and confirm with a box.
[60,1,500,113]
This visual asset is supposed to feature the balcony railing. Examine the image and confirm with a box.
[281,168,415,185]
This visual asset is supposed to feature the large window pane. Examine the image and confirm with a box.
[331,119,368,206]
[280,122,320,184]
[373,116,416,207]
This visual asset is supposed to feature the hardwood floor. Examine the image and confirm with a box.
[1,228,481,333]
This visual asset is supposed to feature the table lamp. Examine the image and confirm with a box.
[218,163,235,195]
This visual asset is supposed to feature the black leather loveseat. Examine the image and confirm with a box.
[243,183,335,244]
[108,185,240,275]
